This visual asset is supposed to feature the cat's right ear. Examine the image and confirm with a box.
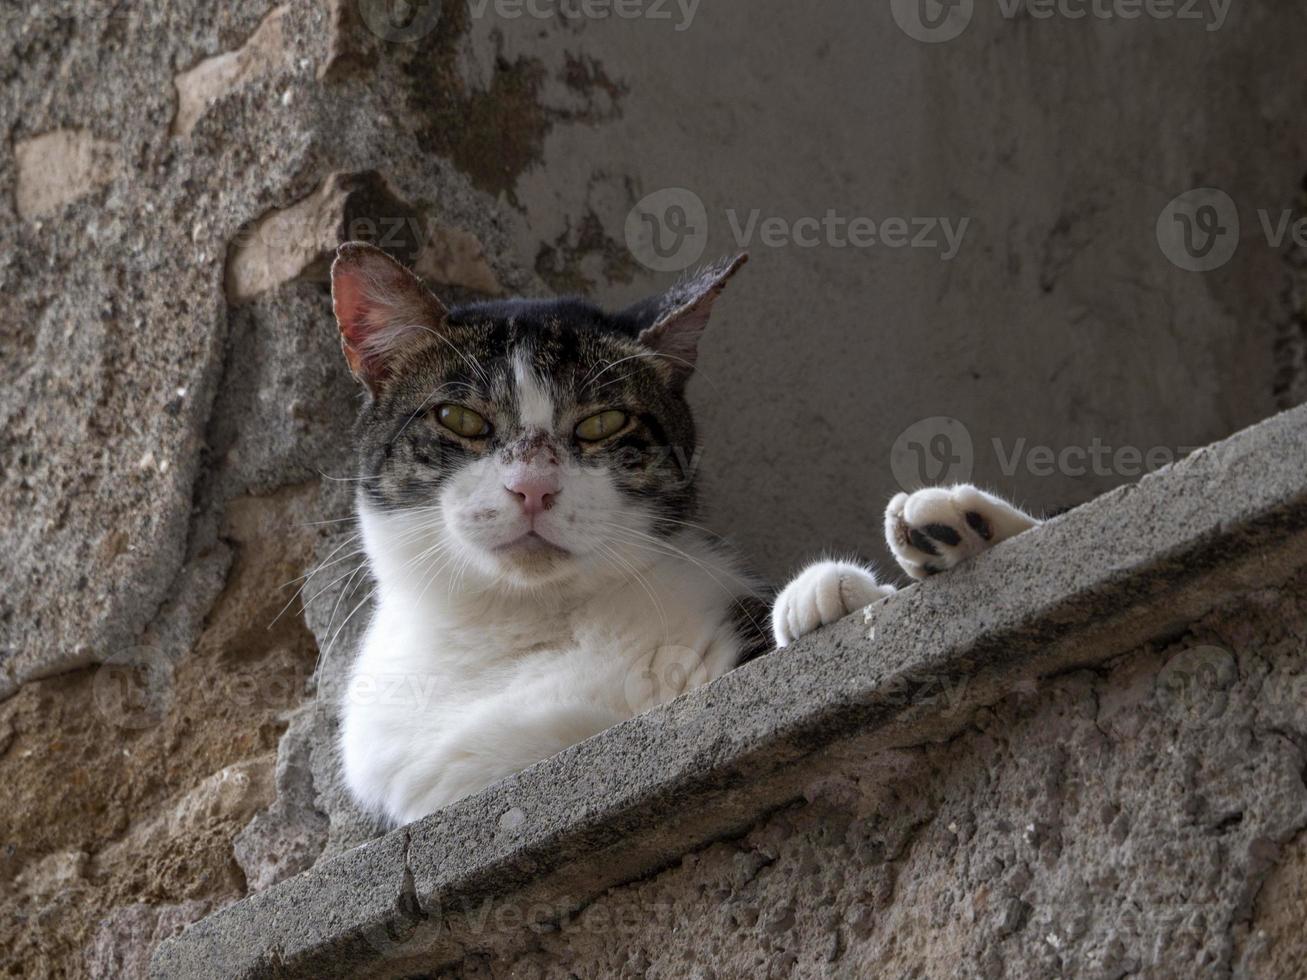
[330,242,448,391]
[620,253,747,391]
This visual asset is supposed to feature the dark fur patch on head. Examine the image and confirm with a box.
[354,294,702,532]
[331,244,746,545]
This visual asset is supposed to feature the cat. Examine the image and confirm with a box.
[332,242,770,826]
[771,485,1042,646]
[331,240,1040,826]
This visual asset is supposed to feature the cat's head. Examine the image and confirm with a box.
[331,242,746,592]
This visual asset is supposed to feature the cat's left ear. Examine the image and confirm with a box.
[331,242,449,392]
[627,253,747,388]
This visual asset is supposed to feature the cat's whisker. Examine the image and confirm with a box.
[651,516,732,543]
[605,530,741,589]
[321,579,382,675]
[594,541,670,644]
[410,541,463,606]
[269,532,366,629]
[294,514,362,528]
[583,352,658,387]
[409,324,493,389]
[308,558,373,681]
[282,517,435,599]
[277,534,364,591]
[302,557,375,612]
[597,523,767,637]
[593,371,640,392]
[584,350,723,397]
[597,520,726,566]
[453,548,480,596]
[317,470,380,483]
[284,520,437,647]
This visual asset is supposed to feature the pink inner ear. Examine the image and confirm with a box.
[333,265,388,381]
[333,268,369,347]
[331,247,446,386]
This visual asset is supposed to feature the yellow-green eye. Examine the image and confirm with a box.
[437,404,491,438]
[575,410,629,442]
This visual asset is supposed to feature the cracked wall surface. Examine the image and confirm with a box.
[1,2,532,975]
[4,0,1307,977]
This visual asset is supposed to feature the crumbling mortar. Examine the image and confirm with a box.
[1218,734,1307,977]
[398,825,427,919]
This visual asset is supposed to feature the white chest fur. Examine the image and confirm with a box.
[338,502,755,825]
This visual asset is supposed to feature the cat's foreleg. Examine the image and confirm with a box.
[771,560,897,647]
[390,698,626,824]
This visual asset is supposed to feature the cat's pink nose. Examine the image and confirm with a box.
[504,468,561,516]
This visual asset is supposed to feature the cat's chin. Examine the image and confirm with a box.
[484,532,577,584]
[494,530,571,557]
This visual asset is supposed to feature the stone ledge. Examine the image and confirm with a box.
[150,404,1307,979]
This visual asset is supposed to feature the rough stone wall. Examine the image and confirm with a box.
[1,3,532,975]
[442,574,1307,980]
[4,1,1307,978]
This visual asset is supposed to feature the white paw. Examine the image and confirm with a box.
[885,484,1039,580]
[772,560,896,648]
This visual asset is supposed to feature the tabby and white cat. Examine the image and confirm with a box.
[331,243,1038,826]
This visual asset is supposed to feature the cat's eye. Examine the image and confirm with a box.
[575,410,629,442]
[437,404,491,439]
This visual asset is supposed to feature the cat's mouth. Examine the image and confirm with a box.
[494,531,571,558]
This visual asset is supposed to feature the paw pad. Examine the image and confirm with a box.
[885,486,1038,580]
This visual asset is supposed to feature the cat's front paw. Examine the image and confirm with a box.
[772,560,896,648]
[885,484,1040,580]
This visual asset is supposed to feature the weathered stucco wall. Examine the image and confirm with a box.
[2,3,534,972]
[2,0,1306,977]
